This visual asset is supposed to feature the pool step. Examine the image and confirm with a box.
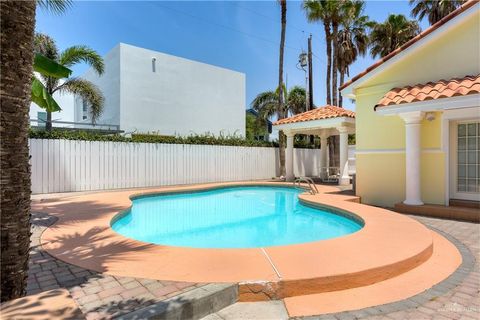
[118,283,238,320]
[283,230,465,318]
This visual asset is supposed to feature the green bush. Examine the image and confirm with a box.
[29,129,277,147]
[29,129,325,149]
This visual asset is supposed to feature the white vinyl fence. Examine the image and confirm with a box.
[29,139,354,194]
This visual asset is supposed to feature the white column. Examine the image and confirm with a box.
[285,132,295,181]
[338,127,350,185]
[320,134,328,179]
[401,112,424,205]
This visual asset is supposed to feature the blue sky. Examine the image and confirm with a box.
[35,0,429,112]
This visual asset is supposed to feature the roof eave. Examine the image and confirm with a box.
[375,94,480,115]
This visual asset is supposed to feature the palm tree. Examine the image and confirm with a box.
[251,86,307,124]
[303,0,332,105]
[336,0,371,107]
[277,0,287,176]
[303,0,346,106]
[1,1,37,302]
[410,0,465,25]
[369,14,421,58]
[34,33,105,130]
[0,0,71,302]
[329,1,346,107]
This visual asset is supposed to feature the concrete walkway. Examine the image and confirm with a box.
[201,215,479,320]
[201,301,289,320]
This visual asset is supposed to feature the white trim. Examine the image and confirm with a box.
[355,148,443,154]
[376,95,480,115]
[399,111,424,123]
[340,2,479,97]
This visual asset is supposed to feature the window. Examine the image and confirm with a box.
[38,112,47,127]
[82,100,88,120]
[457,122,479,193]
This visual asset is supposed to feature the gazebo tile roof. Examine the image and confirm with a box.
[273,106,355,126]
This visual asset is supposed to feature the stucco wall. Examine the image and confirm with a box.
[76,45,121,126]
[119,43,246,136]
[77,43,246,137]
[351,8,479,207]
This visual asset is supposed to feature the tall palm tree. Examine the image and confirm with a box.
[303,0,346,106]
[1,0,71,302]
[303,0,332,105]
[34,33,105,130]
[251,86,307,122]
[369,14,421,58]
[277,0,287,176]
[1,1,37,302]
[329,1,346,107]
[410,0,465,25]
[336,0,371,107]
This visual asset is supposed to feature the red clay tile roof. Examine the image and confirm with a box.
[273,105,355,125]
[339,0,479,92]
[375,75,480,108]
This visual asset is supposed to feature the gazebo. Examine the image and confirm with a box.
[272,105,355,185]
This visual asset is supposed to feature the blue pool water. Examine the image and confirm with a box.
[112,186,362,248]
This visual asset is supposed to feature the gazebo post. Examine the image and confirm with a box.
[320,133,328,179]
[285,131,295,182]
[339,127,350,185]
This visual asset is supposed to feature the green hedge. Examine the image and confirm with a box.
[29,129,278,147]
[29,129,356,149]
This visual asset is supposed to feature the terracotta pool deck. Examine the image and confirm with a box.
[1,181,476,319]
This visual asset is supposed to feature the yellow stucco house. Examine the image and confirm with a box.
[340,1,479,210]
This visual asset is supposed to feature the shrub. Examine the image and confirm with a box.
[29,129,324,149]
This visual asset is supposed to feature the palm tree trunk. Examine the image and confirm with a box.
[0,0,36,302]
[46,111,52,131]
[46,82,54,131]
[324,22,332,105]
[278,0,287,176]
[339,71,345,108]
[332,22,339,106]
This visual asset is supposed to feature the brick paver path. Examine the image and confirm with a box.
[338,215,479,320]
[27,212,203,320]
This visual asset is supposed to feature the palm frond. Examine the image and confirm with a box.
[34,33,58,60]
[56,78,105,123]
[59,46,105,75]
[369,14,420,58]
[287,86,307,115]
[251,91,279,121]
[36,0,72,15]
[410,0,465,25]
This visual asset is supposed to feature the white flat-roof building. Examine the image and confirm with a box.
[74,43,246,136]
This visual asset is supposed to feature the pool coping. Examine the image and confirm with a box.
[33,181,451,301]
[293,225,475,319]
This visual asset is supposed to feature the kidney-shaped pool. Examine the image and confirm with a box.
[111,186,363,248]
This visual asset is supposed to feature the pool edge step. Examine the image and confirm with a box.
[117,283,238,320]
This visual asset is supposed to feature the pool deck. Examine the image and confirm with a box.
[20,181,462,315]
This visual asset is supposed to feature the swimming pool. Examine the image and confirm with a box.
[111,186,362,248]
